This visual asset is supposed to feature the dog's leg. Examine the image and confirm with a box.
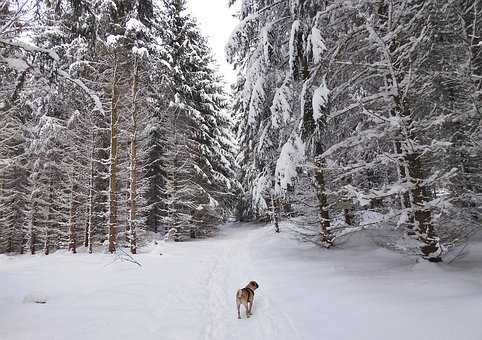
[244,303,250,318]
[237,303,241,319]
[248,301,253,316]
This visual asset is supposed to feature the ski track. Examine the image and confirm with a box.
[201,225,300,340]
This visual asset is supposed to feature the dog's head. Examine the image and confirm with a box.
[247,281,259,291]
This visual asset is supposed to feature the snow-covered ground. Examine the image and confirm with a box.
[1,223,482,340]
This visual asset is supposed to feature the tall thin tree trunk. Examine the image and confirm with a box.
[394,140,415,233]
[68,178,77,254]
[0,179,11,253]
[314,157,333,248]
[20,233,25,254]
[87,128,95,253]
[83,221,89,248]
[29,207,35,255]
[271,193,280,233]
[128,58,139,254]
[44,181,53,256]
[108,56,120,254]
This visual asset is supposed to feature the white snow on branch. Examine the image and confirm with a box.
[0,38,59,61]
[275,136,305,195]
[311,27,326,64]
[260,23,273,64]
[271,81,292,129]
[0,57,29,72]
[126,18,148,34]
[312,77,330,121]
[252,174,269,212]
[288,20,300,77]
[57,70,104,113]
[248,77,265,126]
[225,13,259,63]
[132,46,149,58]
[106,35,124,48]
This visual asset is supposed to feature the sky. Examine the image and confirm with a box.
[187,0,239,87]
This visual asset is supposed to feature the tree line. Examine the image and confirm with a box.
[0,0,240,255]
[229,0,481,262]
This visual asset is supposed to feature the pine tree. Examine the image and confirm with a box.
[162,0,239,240]
[227,0,293,225]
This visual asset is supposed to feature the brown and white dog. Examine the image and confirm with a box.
[236,281,259,319]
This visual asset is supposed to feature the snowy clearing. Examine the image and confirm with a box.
[1,223,482,340]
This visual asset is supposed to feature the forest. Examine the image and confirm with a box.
[1,0,241,255]
[1,0,481,264]
[1,1,482,339]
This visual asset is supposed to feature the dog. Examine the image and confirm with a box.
[236,281,259,319]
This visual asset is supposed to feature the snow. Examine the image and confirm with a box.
[22,292,48,304]
[312,77,330,121]
[248,78,265,126]
[1,57,29,72]
[288,20,300,77]
[311,27,326,64]
[56,70,103,114]
[1,224,482,340]
[225,14,259,64]
[289,0,300,17]
[270,81,292,129]
[252,175,269,212]
[260,24,273,64]
[125,18,148,34]
[275,136,305,194]
[132,46,149,58]
[105,34,123,48]
[0,38,59,61]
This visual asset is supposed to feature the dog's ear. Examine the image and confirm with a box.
[251,281,259,289]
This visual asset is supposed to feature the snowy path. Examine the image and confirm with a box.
[1,223,482,340]
[200,225,300,340]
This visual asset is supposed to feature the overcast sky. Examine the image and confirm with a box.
[187,0,239,87]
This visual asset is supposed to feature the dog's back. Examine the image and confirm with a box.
[236,287,253,304]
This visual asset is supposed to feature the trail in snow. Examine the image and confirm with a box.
[201,224,300,340]
[1,223,482,340]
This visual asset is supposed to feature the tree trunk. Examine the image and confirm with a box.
[128,58,139,254]
[20,234,25,254]
[271,194,280,233]
[30,231,35,255]
[378,0,442,262]
[344,208,354,226]
[392,90,442,262]
[314,158,333,248]
[68,179,77,254]
[108,56,119,254]
[44,226,49,255]
[44,178,54,256]
[406,153,442,262]
[87,128,95,253]
[83,222,89,248]
[29,208,35,255]
[394,140,415,233]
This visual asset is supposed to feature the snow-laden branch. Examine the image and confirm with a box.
[0,38,103,114]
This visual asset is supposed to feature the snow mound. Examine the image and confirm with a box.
[23,292,48,304]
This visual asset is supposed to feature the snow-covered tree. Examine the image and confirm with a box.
[228,0,481,261]
[162,0,239,240]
